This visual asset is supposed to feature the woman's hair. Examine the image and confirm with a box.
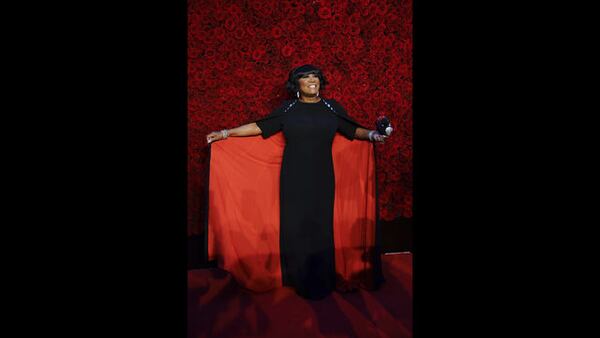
[285,64,328,97]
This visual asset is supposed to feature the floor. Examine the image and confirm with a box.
[188,252,412,338]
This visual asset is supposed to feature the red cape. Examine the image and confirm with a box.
[206,131,382,292]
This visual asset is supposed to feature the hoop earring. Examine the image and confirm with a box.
[296,91,300,99]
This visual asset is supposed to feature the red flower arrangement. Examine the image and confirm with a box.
[188,0,413,234]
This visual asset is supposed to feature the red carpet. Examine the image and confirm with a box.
[188,253,412,338]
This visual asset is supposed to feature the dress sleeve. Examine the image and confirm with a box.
[338,117,358,140]
[331,100,358,140]
[255,101,289,138]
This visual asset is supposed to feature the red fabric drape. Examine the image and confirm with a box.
[208,133,377,292]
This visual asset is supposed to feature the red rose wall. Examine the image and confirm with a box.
[188,0,412,235]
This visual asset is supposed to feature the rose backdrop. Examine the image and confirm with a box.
[188,0,412,235]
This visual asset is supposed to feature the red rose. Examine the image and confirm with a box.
[258,5,273,18]
[361,100,373,113]
[227,51,242,65]
[296,4,306,16]
[297,36,311,49]
[224,17,236,31]
[318,7,332,19]
[287,3,305,18]
[233,26,245,40]
[350,64,366,78]
[246,26,257,37]
[380,206,391,220]
[368,3,378,16]
[333,48,350,62]
[352,37,365,51]
[281,44,294,58]
[215,60,228,71]
[349,12,361,25]
[271,26,283,39]
[204,48,216,59]
[225,4,242,18]
[250,1,264,12]
[375,2,389,15]
[332,13,343,26]
[280,19,293,32]
[213,8,226,22]
[205,78,217,88]
[252,47,266,62]
[213,27,226,41]
[305,4,315,16]
[217,42,230,54]
[281,1,293,14]
[327,69,341,84]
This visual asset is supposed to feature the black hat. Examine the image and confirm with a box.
[291,64,320,77]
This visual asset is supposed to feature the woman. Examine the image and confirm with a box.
[206,64,387,299]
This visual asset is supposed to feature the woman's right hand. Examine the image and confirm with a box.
[206,131,224,144]
[372,132,387,143]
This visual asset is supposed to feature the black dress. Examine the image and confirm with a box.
[255,99,360,299]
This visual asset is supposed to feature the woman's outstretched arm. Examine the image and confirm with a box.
[206,123,262,143]
[354,127,387,143]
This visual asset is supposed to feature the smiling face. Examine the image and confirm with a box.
[297,72,320,98]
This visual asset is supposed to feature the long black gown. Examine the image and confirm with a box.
[255,98,361,299]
